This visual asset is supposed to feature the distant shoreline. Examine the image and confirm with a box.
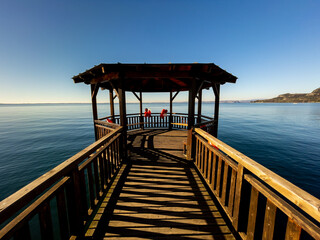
[252,88,320,103]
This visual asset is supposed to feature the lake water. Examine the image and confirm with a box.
[0,103,319,201]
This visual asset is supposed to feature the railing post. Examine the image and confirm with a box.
[139,92,144,130]
[233,164,244,231]
[118,78,127,161]
[187,79,196,160]
[109,89,115,122]
[169,91,173,130]
[91,84,99,141]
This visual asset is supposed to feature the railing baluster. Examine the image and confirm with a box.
[228,168,237,215]
[233,164,244,231]
[207,150,212,184]
[211,153,217,190]
[99,153,105,190]
[285,218,301,240]
[195,138,199,167]
[93,157,100,199]
[39,201,54,240]
[246,187,259,240]
[56,188,69,240]
[87,164,95,210]
[203,146,208,177]
[262,199,277,240]
[216,156,222,197]
[221,162,229,205]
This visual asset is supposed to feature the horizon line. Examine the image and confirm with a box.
[0,100,255,105]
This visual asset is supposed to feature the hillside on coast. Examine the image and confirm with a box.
[253,88,320,103]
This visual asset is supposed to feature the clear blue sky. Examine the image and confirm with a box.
[0,0,319,103]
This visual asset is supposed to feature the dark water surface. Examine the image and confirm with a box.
[0,103,319,200]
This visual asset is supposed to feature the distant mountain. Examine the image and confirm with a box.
[253,88,320,103]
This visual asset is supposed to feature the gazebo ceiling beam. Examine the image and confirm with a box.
[132,91,141,102]
[171,91,180,101]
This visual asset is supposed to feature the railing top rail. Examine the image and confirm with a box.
[98,113,213,121]
[95,120,120,128]
[0,126,123,224]
[194,127,320,223]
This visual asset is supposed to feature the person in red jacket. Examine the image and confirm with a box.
[160,109,167,119]
[144,108,151,117]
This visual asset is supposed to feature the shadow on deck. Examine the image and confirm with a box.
[92,129,236,240]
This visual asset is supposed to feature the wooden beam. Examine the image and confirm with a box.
[132,91,141,102]
[109,90,115,122]
[118,77,127,161]
[212,84,220,137]
[169,91,173,130]
[187,79,196,160]
[197,89,202,124]
[109,81,120,99]
[171,91,180,101]
[139,92,144,130]
[91,83,100,99]
[91,84,99,140]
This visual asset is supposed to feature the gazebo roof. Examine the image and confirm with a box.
[73,63,237,92]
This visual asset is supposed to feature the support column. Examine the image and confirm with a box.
[109,89,115,122]
[169,91,173,130]
[139,92,144,130]
[91,84,99,141]
[187,79,196,160]
[197,89,202,124]
[213,84,220,137]
[118,80,127,161]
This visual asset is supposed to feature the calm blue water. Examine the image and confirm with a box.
[0,103,319,201]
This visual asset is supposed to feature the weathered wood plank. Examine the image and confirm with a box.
[228,169,236,216]
[246,187,259,240]
[39,201,54,240]
[221,162,228,205]
[285,218,301,240]
[262,199,277,240]
[56,188,69,240]
[232,164,243,231]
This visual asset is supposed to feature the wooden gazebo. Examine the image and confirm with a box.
[73,63,237,159]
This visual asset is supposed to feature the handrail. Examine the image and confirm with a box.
[194,128,320,222]
[98,113,213,121]
[0,126,124,239]
[97,113,214,132]
[193,127,320,239]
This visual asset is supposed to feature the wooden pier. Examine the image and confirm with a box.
[90,129,235,239]
[1,63,320,239]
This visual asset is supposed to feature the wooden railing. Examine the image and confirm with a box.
[95,120,122,139]
[194,128,320,240]
[0,125,124,240]
[99,113,214,131]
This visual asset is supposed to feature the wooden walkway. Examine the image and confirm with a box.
[95,129,236,240]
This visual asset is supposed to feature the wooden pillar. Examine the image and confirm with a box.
[169,91,173,130]
[213,84,220,137]
[118,79,127,160]
[109,89,115,122]
[91,84,99,141]
[197,89,202,124]
[139,92,144,130]
[187,79,196,160]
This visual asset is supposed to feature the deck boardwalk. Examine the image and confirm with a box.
[95,130,236,240]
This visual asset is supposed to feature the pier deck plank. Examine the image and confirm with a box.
[97,129,235,240]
